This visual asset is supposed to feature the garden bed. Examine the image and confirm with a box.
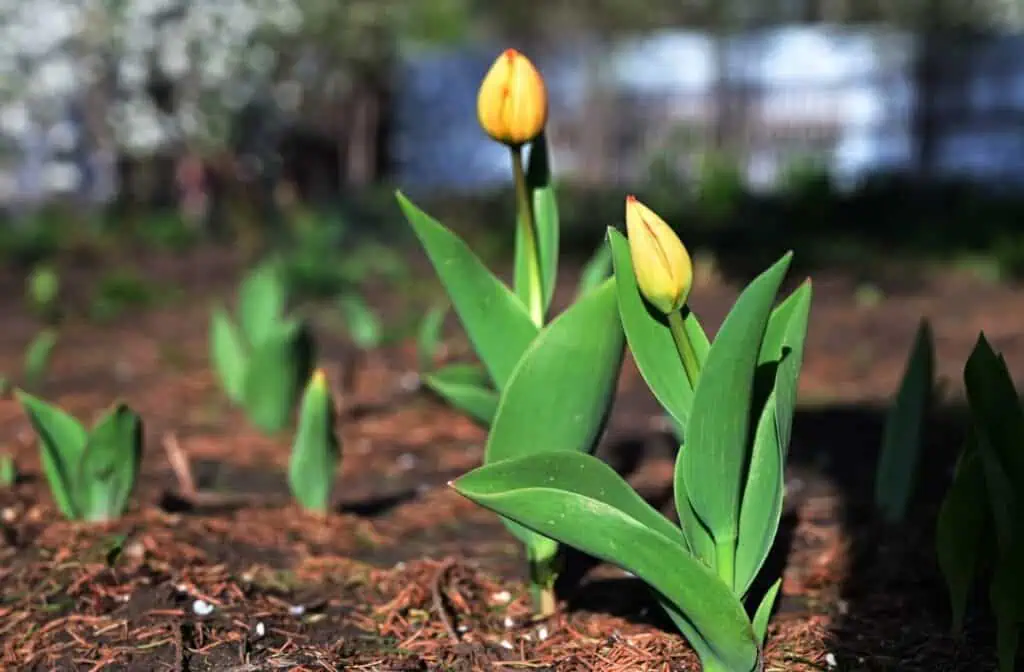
[0,247,1014,671]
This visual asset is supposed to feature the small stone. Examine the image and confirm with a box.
[490,591,511,605]
[503,616,515,629]
[254,622,266,638]
[192,600,214,616]
[499,640,514,650]
[826,652,837,667]
[537,625,549,641]
[288,605,306,617]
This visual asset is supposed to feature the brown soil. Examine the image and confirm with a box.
[0,245,1017,671]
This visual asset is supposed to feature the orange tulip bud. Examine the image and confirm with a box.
[477,49,548,147]
[625,196,693,315]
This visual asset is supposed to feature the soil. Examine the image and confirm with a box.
[0,243,1018,671]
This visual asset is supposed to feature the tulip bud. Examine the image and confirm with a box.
[625,196,693,315]
[477,49,548,147]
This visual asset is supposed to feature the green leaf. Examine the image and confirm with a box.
[528,132,560,314]
[23,329,58,390]
[875,318,934,524]
[16,390,87,519]
[397,191,538,388]
[752,578,782,646]
[608,227,709,430]
[337,293,382,350]
[422,364,498,427]
[243,322,306,434]
[210,308,248,404]
[289,372,340,513]
[935,443,988,635]
[416,303,448,372]
[679,252,792,589]
[238,261,287,346]
[78,404,142,522]
[452,451,758,672]
[576,238,614,298]
[964,333,1024,488]
[484,278,625,550]
[735,280,812,597]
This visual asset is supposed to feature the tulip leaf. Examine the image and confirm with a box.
[416,303,448,372]
[608,227,709,430]
[576,237,614,298]
[679,252,792,588]
[289,373,340,513]
[528,132,560,314]
[16,390,88,520]
[990,535,1024,672]
[752,578,782,646]
[78,404,142,522]
[936,442,988,635]
[964,333,1024,487]
[735,280,812,597]
[874,318,934,524]
[243,322,305,434]
[23,328,58,390]
[210,308,247,404]
[238,261,286,347]
[422,364,498,426]
[485,278,625,549]
[397,191,539,388]
[452,451,759,672]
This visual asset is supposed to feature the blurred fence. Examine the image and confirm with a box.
[6,25,1024,207]
[398,26,1024,193]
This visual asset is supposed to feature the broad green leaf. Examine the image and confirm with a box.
[23,328,58,390]
[422,364,498,426]
[210,308,247,404]
[485,278,625,549]
[78,404,142,522]
[417,303,448,372]
[660,601,744,672]
[752,578,782,646]
[680,252,792,588]
[608,227,709,430]
[762,281,813,457]
[397,191,538,388]
[935,443,987,635]
[16,390,87,519]
[735,281,812,597]
[875,319,934,524]
[337,293,382,350]
[576,238,614,298]
[678,477,716,570]
[289,372,340,513]
[964,333,1024,487]
[243,323,305,434]
[238,261,286,346]
[452,451,758,671]
[528,132,560,314]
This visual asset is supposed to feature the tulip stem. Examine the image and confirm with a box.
[510,145,544,326]
[667,310,701,391]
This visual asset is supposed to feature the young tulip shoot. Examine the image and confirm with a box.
[210,261,316,434]
[288,369,340,514]
[17,392,142,522]
[477,49,548,149]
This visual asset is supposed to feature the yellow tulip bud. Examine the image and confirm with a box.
[476,49,548,147]
[625,195,693,315]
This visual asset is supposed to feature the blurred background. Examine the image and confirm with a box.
[3,0,1024,282]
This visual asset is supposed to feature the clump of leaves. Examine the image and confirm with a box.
[210,260,316,434]
[17,391,143,522]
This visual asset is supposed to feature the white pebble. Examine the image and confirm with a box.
[456,624,469,633]
[499,639,514,650]
[192,600,214,616]
[537,625,549,641]
[254,622,266,638]
[288,605,306,616]
[826,652,837,667]
[491,591,511,605]
[503,616,515,629]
